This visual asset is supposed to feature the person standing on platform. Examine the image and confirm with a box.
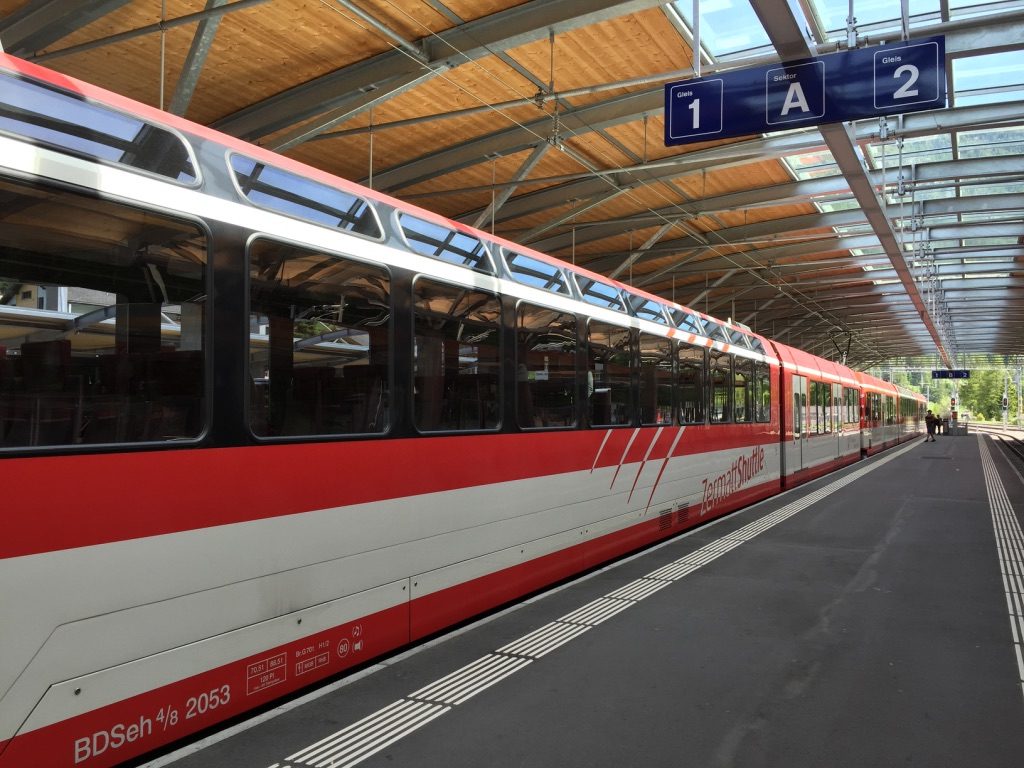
[925,410,937,441]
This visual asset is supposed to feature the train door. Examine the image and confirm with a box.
[789,374,807,475]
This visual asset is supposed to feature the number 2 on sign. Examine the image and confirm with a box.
[688,98,700,129]
[893,64,919,99]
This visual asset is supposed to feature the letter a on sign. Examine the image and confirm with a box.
[781,83,810,115]
[765,61,825,125]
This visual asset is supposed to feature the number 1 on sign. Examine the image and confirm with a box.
[688,98,700,128]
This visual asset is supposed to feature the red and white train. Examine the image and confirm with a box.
[0,54,924,768]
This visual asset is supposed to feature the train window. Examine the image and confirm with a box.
[808,381,821,434]
[576,276,627,313]
[844,387,858,423]
[230,154,382,239]
[505,251,570,295]
[832,384,841,432]
[708,349,732,423]
[749,337,765,354]
[413,279,501,432]
[0,71,198,184]
[726,327,748,347]
[247,240,390,437]
[0,178,206,448]
[587,321,633,426]
[639,333,673,425]
[677,343,706,424]
[516,303,577,428]
[673,311,705,337]
[793,375,807,438]
[630,296,669,326]
[819,381,832,433]
[399,213,493,274]
[754,362,771,422]
[733,357,752,423]
[868,392,882,424]
[822,382,832,433]
[703,320,731,345]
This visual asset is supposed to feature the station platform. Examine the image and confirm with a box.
[145,434,1024,768]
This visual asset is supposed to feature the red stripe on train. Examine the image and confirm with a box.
[2,429,778,560]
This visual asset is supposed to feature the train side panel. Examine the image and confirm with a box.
[0,428,784,768]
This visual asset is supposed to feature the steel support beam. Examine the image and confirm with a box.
[472,143,550,230]
[169,0,230,117]
[211,0,668,142]
[0,0,132,56]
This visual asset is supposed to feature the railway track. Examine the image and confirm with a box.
[971,422,1024,466]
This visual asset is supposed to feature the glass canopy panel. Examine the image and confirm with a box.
[808,0,940,33]
[904,186,957,202]
[784,150,840,180]
[867,135,953,167]
[960,211,1024,223]
[953,51,1024,106]
[963,236,1020,246]
[949,0,1024,20]
[818,198,860,213]
[670,0,771,57]
[961,181,1024,196]
[957,126,1024,160]
[835,224,873,235]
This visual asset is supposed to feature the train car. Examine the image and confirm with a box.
[855,372,926,454]
[772,341,862,487]
[0,54,918,768]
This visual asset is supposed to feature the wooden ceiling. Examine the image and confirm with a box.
[2,0,1023,368]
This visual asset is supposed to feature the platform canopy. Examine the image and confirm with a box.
[2,0,1022,368]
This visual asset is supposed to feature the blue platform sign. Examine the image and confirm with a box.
[665,36,945,146]
[932,369,970,379]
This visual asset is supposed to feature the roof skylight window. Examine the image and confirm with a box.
[963,236,1020,246]
[961,182,1024,196]
[957,126,1024,160]
[834,224,873,235]
[783,150,840,180]
[809,0,940,33]
[960,211,1023,223]
[670,0,771,58]
[949,0,1024,21]
[868,135,953,167]
[953,51,1024,106]
[818,198,860,213]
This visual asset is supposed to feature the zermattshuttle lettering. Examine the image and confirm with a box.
[699,446,766,516]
